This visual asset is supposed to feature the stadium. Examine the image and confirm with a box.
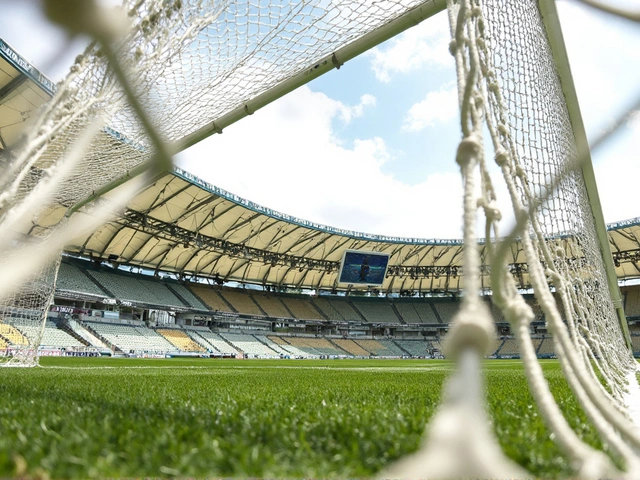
[1,0,639,478]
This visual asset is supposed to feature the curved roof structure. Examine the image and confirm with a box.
[0,38,55,158]
[60,167,640,294]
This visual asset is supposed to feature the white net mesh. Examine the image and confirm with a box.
[1,0,639,476]
[0,0,442,366]
[389,0,640,477]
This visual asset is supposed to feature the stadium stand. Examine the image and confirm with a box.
[157,328,206,352]
[85,269,185,307]
[57,261,107,297]
[354,339,404,357]
[220,332,279,357]
[86,322,178,354]
[413,302,440,323]
[631,335,640,355]
[218,289,264,316]
[324,298,362,322]
[333,338,371,356]
[394,302,421,323]
[280,336,344,356]
[486,338,503,356]
[266,336,312,357]
[524,296,544,322]
[624,288,640,318]
[350,298,401,323]
[251,294,290,318]
[167,283,209,310]
[0,322,29,345]
[188,285,234,312]
[537,337,556,356]
[279,296,322,320]
[377,339,407,356]
[66,319,110,349]
[497,338,519,356]
[311,297,343,321]
[255,335,305,357]
[191,330,239,355]
[433,302,458,323]
[394,339,431,357]
[16,321,84,348]
[181,327,216,352]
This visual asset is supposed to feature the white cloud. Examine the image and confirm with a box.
[629,110,640,134]
[367,13,453,83]
[558,0,640,137]
[403,85,458,131]
[177,86,466,239]
[593,131,640,224]
[338,94,377,124]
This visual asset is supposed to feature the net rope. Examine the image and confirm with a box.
[0,0,639,477]
[384,0,640,477]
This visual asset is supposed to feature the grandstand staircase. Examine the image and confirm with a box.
[216,290,237,312]
[326,337,352,355]
[247,294,268,316]
[251,335,280,355]
[309,299,328,320]
[347,300,369,323]
[79,267,117,299]
[390,339,412,356]
[390,303,406,324]
[165,284,196,310]
[215,331,239,352]
[54,319,91,347]
[83,322,121,353]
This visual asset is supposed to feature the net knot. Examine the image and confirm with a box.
[449,39,458,56]
[444,300,495,359]
[495,149,509,167]
[456,134,481,168]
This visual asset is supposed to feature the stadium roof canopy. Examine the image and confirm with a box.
[0,38,55,158]
[58,167,640,294]
[3,37,640,294]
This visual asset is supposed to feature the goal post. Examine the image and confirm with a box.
[538,0,632,351]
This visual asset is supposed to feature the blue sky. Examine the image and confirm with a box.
[1,0,639,240]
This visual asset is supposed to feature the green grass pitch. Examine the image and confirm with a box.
[0,358,611,478]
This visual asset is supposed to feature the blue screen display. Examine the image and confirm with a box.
[338,250,389,286]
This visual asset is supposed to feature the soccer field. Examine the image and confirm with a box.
[0,358,609,478]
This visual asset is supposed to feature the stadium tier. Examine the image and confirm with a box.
[393,340,432,357]
[56,261,108,298]
[219,332,280,358]
[251,294,290,318]
[218,289,264,316]
[85,322,179,354]
[432,302,458,323]
[332,338,371,356]
[623,287,640,318]
[188,286,234,312]
[0,322,29,346]
[537,337,556,357]
[496,338,519,357]
[157,328,206,353]
[311,298,343,321]
[279,296,323,321]
[349,298,401,323]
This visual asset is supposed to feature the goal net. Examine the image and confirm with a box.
[1,0,639,476]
